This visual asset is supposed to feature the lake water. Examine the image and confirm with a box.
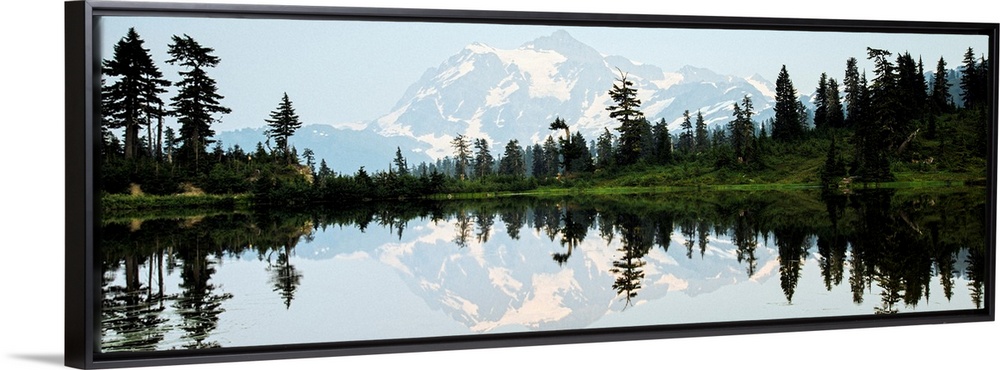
[98,188,988,352]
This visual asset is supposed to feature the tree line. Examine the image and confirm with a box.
[100,27,990,207]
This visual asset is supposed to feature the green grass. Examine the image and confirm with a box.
[101,192,251,212]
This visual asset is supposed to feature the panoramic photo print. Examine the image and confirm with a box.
[95,14,991,352]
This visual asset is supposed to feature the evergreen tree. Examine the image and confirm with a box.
[565,132,594,173]
[843,57,863,129]
[549,117,575,175]
[393,147,409,176]
[531,144,546,178]
[678,110,694,153]
[451,134,471,180]
[652,118,672,164]
[728,95,757,165]
[101,27,170,159]
[595,128,616,170]
[895,52,926,129]
[931,56,953,114]
[825,78,845,129]
[813,72,830,131]
[694,110,709,152]
[960,47,986,109]
[264,93,302,163]
[498,139,525,177]
[773,65,803,140]
[473,138,494,179]
[606,69,645,166]
[163,127,178,163]
[854,48,895,182]
[301,148,315,175]
[166,34,231,166]
[543,136,560,178]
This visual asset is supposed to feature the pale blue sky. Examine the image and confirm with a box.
[97,15,988,132]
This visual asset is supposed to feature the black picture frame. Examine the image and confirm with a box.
[65,1,998,369]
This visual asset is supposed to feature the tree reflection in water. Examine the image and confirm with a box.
[100,188,988,351]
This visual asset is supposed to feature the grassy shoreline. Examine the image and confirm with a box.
[102,178,980,213]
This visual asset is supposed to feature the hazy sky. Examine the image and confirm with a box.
[97,14,989,132]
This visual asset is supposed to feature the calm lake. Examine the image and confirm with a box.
[99,187,987,352]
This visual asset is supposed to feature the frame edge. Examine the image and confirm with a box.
[65,1,96,369]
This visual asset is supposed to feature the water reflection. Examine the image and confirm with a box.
[99,188,988,352]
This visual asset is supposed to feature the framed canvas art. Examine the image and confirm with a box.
[65,0,997,368]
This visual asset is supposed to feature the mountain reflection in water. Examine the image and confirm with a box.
[99,188,987,352]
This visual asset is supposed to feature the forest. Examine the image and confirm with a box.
[99,28,991,210]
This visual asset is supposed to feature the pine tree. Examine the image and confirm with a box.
[595,128,616,170]
[101,28,170,159]
[895,52,926,129]
[606,69,645,166]
[773,65,803,141]
[473,138,494,179]
[166,34,231,166]
[565,132,594,173]
[728,95,757,165]
[392,147,409,176]
[264,93,302,163]
[302,148,316,175]
[549,117,574,174]
[813,72,830,131]
[960,47,985,109]
[843,57,863,129]
[931,56,953,114]
[854,48,895,182]
[652,118,672,164]
[694,111,709,152]
[678,110,694,153]
[543,136,560,178]
[498,139,525,177]
[531,144,546,178]
[825,78,845,129]
[451,134,471,180]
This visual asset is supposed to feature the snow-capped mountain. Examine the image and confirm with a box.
[292,213,783,333]
[376,30,781,159]
[218,30,787,172]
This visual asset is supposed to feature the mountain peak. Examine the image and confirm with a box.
[677,65,726,83]
[521,30,602,61]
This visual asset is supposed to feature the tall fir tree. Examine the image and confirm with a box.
[542,136,561,178]
[473,138,495,179]
[931,56,953,114]
[451,134,471,180]
[694,110,709,152]
[960,47,987,109]
[843,57,864,129]
[825,77,845,129]
[678,110,694,153]
[652,118,673,164]
[498,139,525,177]
[773,65,803,141]
[813,72,830,131]
[606,69,645,166]
[595,128,616,170]
[895,52,926,129]
[728,95,757,165]
[393,147,409,176]
[531,144,546,178]
[853,48,895,182]
[166,34,231,166]
[565,131,594,173]
[264,93,302,164]
[101,27,170,159]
